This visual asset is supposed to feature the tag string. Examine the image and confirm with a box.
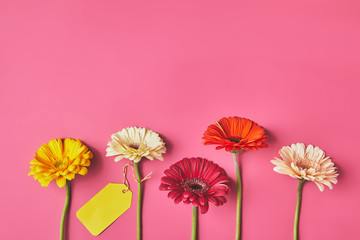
[123,163,152,192]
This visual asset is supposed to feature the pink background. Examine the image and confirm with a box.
[1,0,359,239]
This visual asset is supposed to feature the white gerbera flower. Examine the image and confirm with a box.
[271,143,338,191]
[106,127,166,163]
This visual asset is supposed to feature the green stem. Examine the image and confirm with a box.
[192,206,198,240]
[233,153,242,240]
[60,181,70,240]
[294,180,305,240]
[134,162,142,240]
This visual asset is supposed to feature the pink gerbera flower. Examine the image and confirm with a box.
[160,157,230,214]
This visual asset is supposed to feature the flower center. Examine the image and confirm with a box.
[184,178,209,193]
[129,144,140,150]
[229,137,242,143]
[294,157,321,171]
[54,161,63,168]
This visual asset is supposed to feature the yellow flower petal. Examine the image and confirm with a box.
[40,179,51,187]
[56,177,66,188]
[78,167,88,175]
[64,173,75,180]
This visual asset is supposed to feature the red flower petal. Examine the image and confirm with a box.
[199,202,209,214]
[192,199,200,207]
[199,196,207,206]
[183,191,193,198]
[165,169,182,180]
[168,190,182,199]
[161,176,179,186]
[210,175,230,186]
[174,195,183,204]
[207,196,219,205]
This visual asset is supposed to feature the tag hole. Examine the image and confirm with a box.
[122,189,127,193]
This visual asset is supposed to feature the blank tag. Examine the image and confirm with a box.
[76,183,132,236]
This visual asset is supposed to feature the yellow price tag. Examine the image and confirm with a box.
[76,183,132,236]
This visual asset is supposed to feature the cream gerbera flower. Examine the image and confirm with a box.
[106,127,166,163]
[271,143,338,191]
[106,127,166,239]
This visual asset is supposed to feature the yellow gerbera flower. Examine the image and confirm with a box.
[28,138,93,188]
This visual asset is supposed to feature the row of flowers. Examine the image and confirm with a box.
[28,116,338,240]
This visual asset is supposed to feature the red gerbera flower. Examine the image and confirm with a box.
[159,157,230,214]
[203,116,269,152]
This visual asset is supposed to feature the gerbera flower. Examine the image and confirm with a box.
[160,157,230,214]
[160,157,230,240]
[106,126,166,163]
[28,138,93,188]
[271,143,338,191]
[271,143,338,240]
[202,116,268,152]
[107,127,166,240]
[203,116,268,240]
[28,138,93,240]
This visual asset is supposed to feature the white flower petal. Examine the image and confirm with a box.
[314,181,325,192]
[114,155,124,162]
